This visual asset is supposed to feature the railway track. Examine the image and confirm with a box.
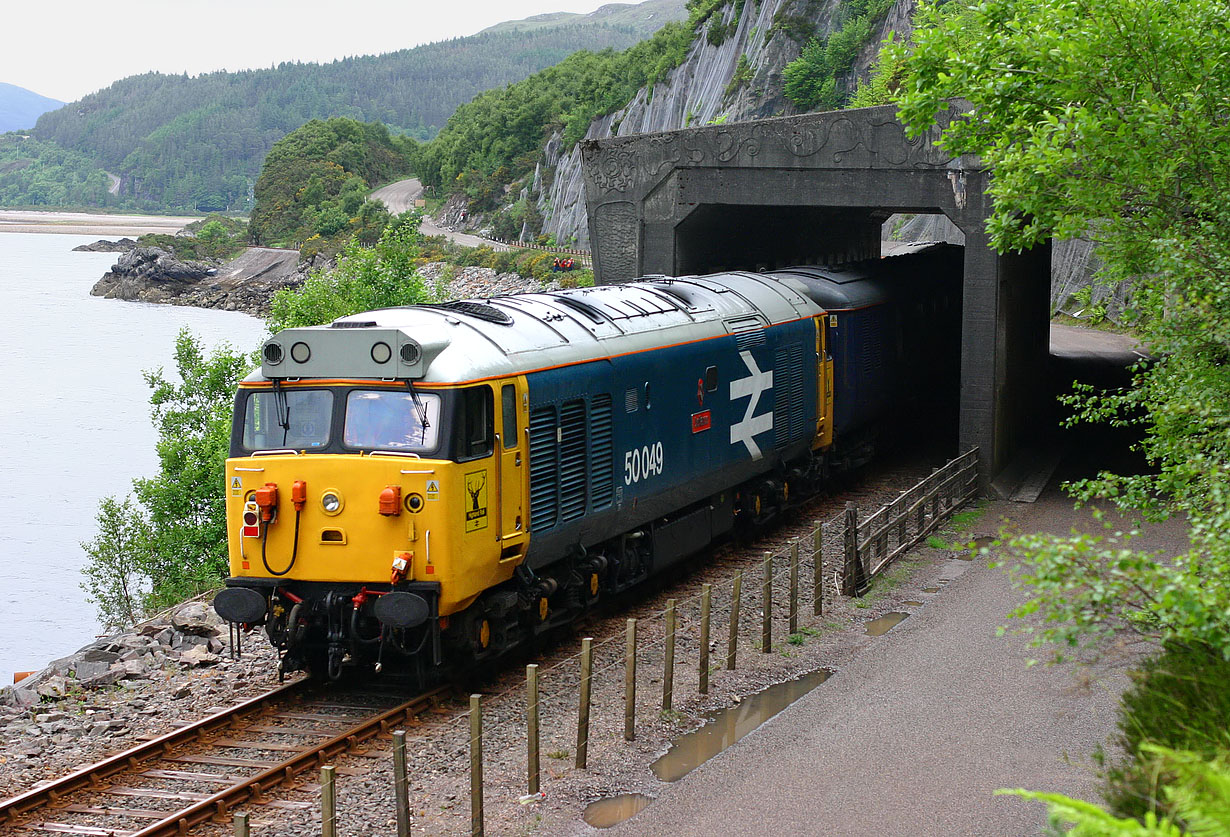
[0,679,448,836]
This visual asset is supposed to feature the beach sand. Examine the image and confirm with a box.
[0,210,199,237]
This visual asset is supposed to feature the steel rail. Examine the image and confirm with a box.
[128,685,448,837]
[1,680,448,837]
[0,680,309,824]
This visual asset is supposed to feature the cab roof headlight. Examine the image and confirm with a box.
[371,341,392,364]
[290,341,311,363]
[321,491,343,515]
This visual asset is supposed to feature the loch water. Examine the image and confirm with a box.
[0,233,267,685]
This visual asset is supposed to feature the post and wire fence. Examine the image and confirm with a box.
[228,449,979,835]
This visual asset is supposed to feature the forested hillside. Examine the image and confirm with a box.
[249,119,414,249]
[21,0,684,213]
[0,135,116,208]
[419,0,906,244]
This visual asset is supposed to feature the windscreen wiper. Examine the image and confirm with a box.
[405,380,430,445]
[272,379,292,446]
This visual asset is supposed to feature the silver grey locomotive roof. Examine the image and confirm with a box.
[252,272,825,384]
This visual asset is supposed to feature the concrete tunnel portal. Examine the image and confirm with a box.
[579,104,1053,489]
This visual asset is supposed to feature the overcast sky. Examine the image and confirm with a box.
[6,0,623,103]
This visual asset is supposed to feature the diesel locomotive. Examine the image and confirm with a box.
[212,244,961,678]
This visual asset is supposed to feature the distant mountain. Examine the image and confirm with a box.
[0,83,63,133]
[480,0,683,34]
[24,0,685,213]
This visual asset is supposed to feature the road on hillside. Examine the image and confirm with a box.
[370,178,509,250]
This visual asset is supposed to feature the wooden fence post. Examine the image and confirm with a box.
[931,468,941,524]
[727,572,742,670]
[789,540,799,636]
[470,694,483,837]
[812,521,824,616]
[321,765,337,837]
[393,730,410,837]
[663,599,676,711]
[526,664,540,795]
[761,552,773,653]
[624,618,637,741]
[699,584,711,695]
[843,502,866,596]
[576,638,593,769]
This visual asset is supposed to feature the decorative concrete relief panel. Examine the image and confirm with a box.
[592,201,639,283]
[583,105,968,202]
[642,172,679,223]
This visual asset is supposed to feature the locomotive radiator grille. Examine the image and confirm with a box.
[590,394,614,510]
[774,343,808,449]
[529,406,559,531]
[559,400,589,522]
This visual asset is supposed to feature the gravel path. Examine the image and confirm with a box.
[555,491,1187,837]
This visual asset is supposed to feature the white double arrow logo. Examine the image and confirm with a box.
[730,350,773,460]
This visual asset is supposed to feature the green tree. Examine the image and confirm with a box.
[81,331,254,620]
[896,0,1230,654]
[80,497,150,630]
[782,0,895,110]
[269,212,433,331]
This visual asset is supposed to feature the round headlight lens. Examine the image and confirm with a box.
[321,492,342,514]
[371,341,392,364]
[290,341,311,363]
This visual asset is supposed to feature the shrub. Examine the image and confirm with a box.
[1102,643,1230,823]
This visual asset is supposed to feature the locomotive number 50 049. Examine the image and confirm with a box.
[624,441,665,485]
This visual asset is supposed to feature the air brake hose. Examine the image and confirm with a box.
[262,507,302,577]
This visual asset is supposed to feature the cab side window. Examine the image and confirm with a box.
[501,384,517,449]
[460,386,494,460]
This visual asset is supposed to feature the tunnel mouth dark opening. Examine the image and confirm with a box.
[674,207,970,463]
[675,205,887,275]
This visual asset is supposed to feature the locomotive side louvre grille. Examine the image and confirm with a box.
[528,406,559,532]
[558,400,588,522]
[624,387,638,413]
[774,343,808,449]
[735,329,766,351]
[861,319,884,378]
[589,394,614,510]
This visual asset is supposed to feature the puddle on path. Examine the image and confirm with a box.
[865,611,910,636]
[583,793,653,828]
[902,601,923,607]
[651,669,830,782]
[954,536,996,561]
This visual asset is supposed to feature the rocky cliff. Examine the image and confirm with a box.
[535,0,1115,320]
[91,246,312,317]
[539,0,916,247]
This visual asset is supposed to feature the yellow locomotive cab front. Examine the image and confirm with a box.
[215,363,530,679]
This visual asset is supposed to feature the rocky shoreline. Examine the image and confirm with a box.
[84,242,559,318]
[0,599,283,798]
[87,244,319,318]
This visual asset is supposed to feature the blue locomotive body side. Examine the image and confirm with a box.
[523,316,818,568]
